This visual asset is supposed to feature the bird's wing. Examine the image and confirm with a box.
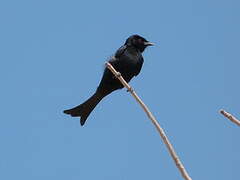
[114,45,127,58]
[108,45,127,70]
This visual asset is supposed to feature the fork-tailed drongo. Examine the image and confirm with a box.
[63,35,154,126]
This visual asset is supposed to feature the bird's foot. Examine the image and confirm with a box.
[127,87,134,93]
[116,72,121,77]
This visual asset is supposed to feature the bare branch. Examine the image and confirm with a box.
[106,62,192,180]
[220,109,240,126]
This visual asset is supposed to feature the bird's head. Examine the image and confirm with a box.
[124,34,154,52]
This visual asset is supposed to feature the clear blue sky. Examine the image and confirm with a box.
[0,0,239,179]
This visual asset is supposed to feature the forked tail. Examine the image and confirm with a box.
[63,92,104,126]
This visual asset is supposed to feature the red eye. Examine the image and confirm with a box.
[138,39,143,43]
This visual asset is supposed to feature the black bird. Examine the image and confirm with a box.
[64,35,154,126]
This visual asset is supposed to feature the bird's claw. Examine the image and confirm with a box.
[116,72,121,77]
[127,87,134,93]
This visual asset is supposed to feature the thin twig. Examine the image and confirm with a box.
[220,109,240,126]
[106,62,192,180]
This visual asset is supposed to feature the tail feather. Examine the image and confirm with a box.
[63,92,104,126]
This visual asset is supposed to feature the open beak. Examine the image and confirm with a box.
[144,41,154,46]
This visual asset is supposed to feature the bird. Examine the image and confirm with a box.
[63,34,154,126]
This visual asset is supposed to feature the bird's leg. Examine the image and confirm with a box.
[116,72,121,77]
[111,71,121,80]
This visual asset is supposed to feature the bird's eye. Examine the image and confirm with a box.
[138,38,143,43]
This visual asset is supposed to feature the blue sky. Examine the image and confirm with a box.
[0,0,239,179]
